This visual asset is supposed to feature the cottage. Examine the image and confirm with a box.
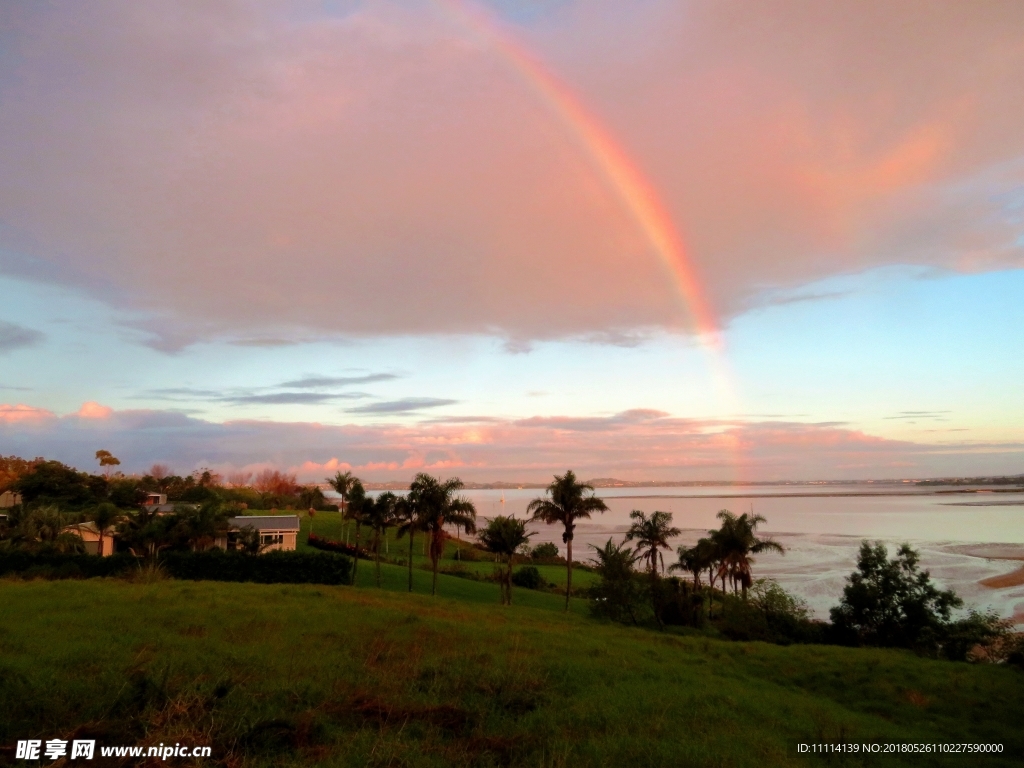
[143,493,181,514]
[63,521,117,556]
[215,515,300,553]
[0,490,22,508]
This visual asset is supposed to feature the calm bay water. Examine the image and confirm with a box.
[364,484,1024,620]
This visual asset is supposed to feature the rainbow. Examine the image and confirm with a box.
[433,0,721,347]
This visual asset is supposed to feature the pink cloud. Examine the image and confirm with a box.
[2,404,1020,482]
[0,403,55,424]
[1,2,1021,347]
[76,401,114,419]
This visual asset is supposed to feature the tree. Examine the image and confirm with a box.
[347,480,368,585]
[14,461,98,508]
[326,471,356,544]
[175,501,228,551]
[395,495,420,593]
[90,502,123,556]
[253,469,299,507]
[119,505,176,560]
[478,516,533,605]
[299,485,326,511]
[95,450,121,476]
[588,538,644,625]
[530,542,560,560]
[709,510,784,600]
[670,539,713,589]
[625,510,680,575]
[235,524,265,556]
[0,505,84,554]
[527,470,608,611]
[407,474,477,596]
[830,541,962,652]
[365,492,398,587]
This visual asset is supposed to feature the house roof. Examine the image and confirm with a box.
[63,522,116,536]
[227,515,301,532]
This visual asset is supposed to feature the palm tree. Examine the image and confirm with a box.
[588,538,642,624]
[407,474,477,596]
[347,480,368,585]
[395,495,420,593]
[326,471,356,544]
[478,515,532,605]
[710,510,785,600]
[669,537,717,589]
[527,470,608,611]
[90,502,123,556]
[624,510,681,575]
[365,491,398,587]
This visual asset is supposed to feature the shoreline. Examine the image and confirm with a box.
[605,490,1024,500]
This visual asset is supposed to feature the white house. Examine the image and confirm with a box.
[215,515,300,553]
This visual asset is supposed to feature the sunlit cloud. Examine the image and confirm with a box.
[1,2,1021,348]
[1,404,1021,482]
[0,404,55,424]
[75,402,113,419]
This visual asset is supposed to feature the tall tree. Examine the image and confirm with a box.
[90,502,123,557]
[326,471,356,544]
[95,449,121,477]
[478,515,532,605]
[527,470,608,611]
[830,541,962,650]
[588,538,643,625]
[408,474,477,597]
[365,492,398,587]
[347,480,368,585]
[395,496,419,592]
[624,510,681,575]
[709,510,784,600]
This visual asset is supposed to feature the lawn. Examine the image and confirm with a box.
[1,577,1021,767]
[300,511,600,593]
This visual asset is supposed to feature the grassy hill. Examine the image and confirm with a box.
[2,572,1021,767]
[302,510,600,597]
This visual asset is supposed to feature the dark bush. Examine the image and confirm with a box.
[654,578,705,629]
[0,549,351,585]
[830,541,962,653]
[511,566,543,590]
[163,550,351,585]
[0,551,136,578]
[530,542,559,560]
[307,533,367,559]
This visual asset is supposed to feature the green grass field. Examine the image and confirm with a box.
[301,512,599,594]
[2,573,1021,767]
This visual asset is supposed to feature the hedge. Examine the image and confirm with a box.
[307,533,367,559]
[0,549,351,585]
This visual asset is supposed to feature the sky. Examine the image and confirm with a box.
[1,0,1023,482]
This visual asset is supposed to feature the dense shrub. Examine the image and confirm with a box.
[511,565,543,590]
[163,550,351,584]
[0,551,136,578]
[530,542,559,560]
[307,533,366,559]
[652,577,705,629]
[0,550,351,585]
[716,580,825,644]
[830,541,962,653]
